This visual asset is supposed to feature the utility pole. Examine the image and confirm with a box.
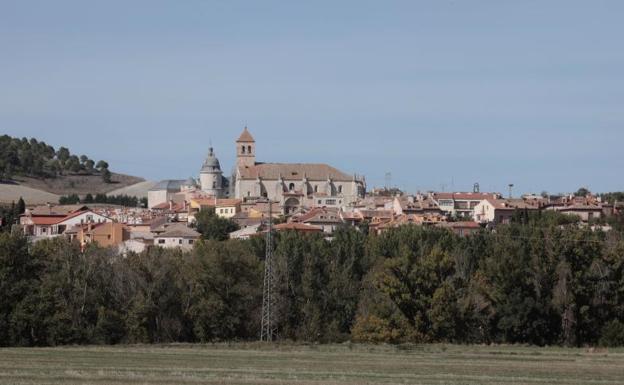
[260,200,275,342]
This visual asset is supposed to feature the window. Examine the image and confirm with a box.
[158,239,165,244]
[326,199,336,205]
[318,200,322,204]
[213,181,216,188]
[247,145,252,153]
[179,239,183,244]
[241,145,246,154]
[289,183,295,191]
[338,185,343,194]
[189,239,194,245]
[314,185,318,193]
[107,235,111,240]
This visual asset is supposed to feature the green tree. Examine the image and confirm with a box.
[194,208,239,241]
[189,240,262,341]
[84,159,95,172]
[56,147,70,163]
[96,160,109,171]
[101,168,112,183]
[16,197,25,215]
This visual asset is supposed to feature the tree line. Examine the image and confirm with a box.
[58,194,147,207]
[0,135,110,182]
[0,198,25,230]
[1,210,623,347]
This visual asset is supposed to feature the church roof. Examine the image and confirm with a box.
[149,179,186,192]
[236,127,255,142]
[238,163,354,181]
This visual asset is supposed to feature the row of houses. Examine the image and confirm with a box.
[15,188,619,251]
[19,204,201,252]
[227,190,616,239]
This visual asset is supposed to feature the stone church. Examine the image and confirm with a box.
[149,127,366,213]
[230,127,366,214]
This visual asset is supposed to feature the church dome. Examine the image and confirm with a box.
[201,147,221,172]
[183,177,197,187]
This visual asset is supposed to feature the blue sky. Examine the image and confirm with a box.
[1,1,622,194]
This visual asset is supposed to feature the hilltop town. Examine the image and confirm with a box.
[7,126,622,251]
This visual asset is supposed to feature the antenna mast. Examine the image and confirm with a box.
[260,200,276,341]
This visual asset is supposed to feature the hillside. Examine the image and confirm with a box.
[0,135,146,203]
[0,183,60,204]
[14,173,144,195]
[0,173,146,204]
[106,180,157,198]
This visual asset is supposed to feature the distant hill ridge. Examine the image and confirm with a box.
[0,135,145,203]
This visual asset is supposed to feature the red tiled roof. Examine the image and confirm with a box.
[152,202,186,212]
[293,207,341,223]
[29,216,65,225]
[340,211,363,221]
[28,210,98,225]
[58,210,91,222]
[357,209,393,219]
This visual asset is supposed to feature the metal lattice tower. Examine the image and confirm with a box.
[260,200,276,342]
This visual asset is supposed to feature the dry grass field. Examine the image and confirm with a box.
[0,343,623,385]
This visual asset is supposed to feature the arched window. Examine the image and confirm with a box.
[212,181,216,188]
[247,145,252,154]
[289,183,295,191]
[241,145,245,154]
[338,185,343,194]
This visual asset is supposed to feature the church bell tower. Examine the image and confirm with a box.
[236,126,256,169]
